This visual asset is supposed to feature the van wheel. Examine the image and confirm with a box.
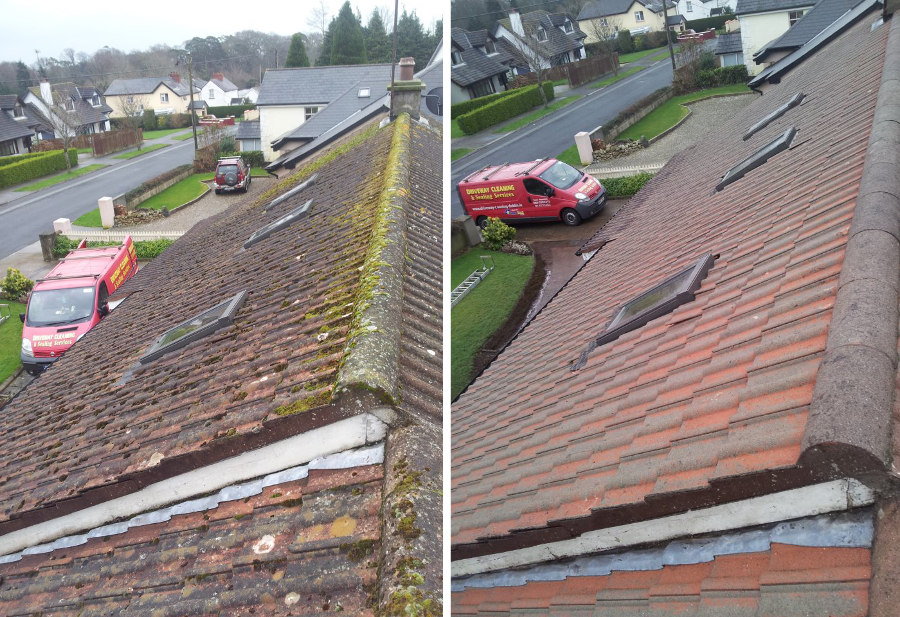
[475,216,488,230]
[561,209,582,226]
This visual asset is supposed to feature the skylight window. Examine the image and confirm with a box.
[358,87,370,97]
[572,253,715,370]
[264,173,317,212]
[244,200,313,249]
[743,93,804,140]
[139,291,247,364]
[717,127,796,192]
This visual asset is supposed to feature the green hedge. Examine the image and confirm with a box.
[143,109,158,130]
[53,236,174,260]
[450,89,519,119]
[207,104,255,118]
[685,13,736,32]
[456,83,555,135]
[122,164,194,202]
[602,172,654,198]
[696,64,748,89]
[0,150,79,190]
[157,113,193,129]
[219,150,265,168]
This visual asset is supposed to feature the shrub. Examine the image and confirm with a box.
[647,31,669,48]
[0,268,34,301]
[617,30,634,53]
[142,109,158,130]
[481,218,516,251]
[456,83,555,135]
[699,51,717,71]
[207,104,255,118]
[634,34,649,51]
[52,236,174,260]
[220,150,265,168]
[685,13,735,32]
[601,172,654,198]
[695,64,749,89]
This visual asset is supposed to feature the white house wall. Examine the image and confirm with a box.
[739,10,795,75]
[260,105,309,162]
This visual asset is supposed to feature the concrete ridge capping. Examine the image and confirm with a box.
[335,114,411,403]
[800,14,900,475]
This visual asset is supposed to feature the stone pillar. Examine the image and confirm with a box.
[98,196,115,229]
[52,218,72,235]
[39,231,57,262]
[575,132,593,166]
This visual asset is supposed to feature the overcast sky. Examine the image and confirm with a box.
[0,0,443,63]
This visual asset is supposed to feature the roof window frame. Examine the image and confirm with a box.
[743,92,804,140]
[244,199,313,249]
[139,291,247,365]
[572,253,715,370]
[717,126,796,192]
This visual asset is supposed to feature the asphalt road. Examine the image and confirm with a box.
[451,59,674,218]
[0,137,196,259]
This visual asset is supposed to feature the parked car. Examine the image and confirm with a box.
[458,158,607,227]
[214,157,251,194]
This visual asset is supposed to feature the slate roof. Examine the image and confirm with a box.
[716,31,744,53]
[235,119,260,140]
[452,3,896,564]
[28,83,112,127]
[754,0,866,60]
[0,112,442,612]
[256,64,393,107]
[0,101,33,144]
[735,0,814,15]
[451,28,512,88]
[210,74,238,92]
[578,0,671,20]
[667,13,687,24]
[497,11,587,59]
[104,78,194,98]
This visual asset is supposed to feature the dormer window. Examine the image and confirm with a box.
[64,98,75,111]
[13,104,24,118]
[563,19,574,33]
[485,39,496,54]
[451,50,463,65]
[91,95,100,106]
[537,27,548,41]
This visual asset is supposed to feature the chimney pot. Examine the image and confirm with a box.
[398,58,415,80]
[169,72,181,83]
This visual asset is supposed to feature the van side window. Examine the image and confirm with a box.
[523,178,552,196]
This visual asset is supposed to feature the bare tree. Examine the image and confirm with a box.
[584,17,621,75]
[118,95,147,150]
[509,19,556,108]
[39,88,86,170]
[307,0,331,37]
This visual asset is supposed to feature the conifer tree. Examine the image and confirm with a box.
[285,33,310,67]
[330,1,368,65]
[365,10,392,63]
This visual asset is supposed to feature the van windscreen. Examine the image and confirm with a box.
[26,287,95,326]
[539,161,582,190]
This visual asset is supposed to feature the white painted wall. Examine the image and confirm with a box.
[739,9,807,75]
[260,105,308,162]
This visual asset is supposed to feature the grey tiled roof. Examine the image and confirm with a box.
[451,28,511,87]
[497,11,587,60]
[735,0,815,15]
[0,107,33,143]
[104,78,193,97]
[716,31,744,53]
[235,119,260,140]
[29,83,112,127]
[754,0,864,60]
[257,64,393,106]
[578,0,670,19]
[667,13,687,24]
[210,75,238,92]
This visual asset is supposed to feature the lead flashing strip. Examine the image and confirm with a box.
[451,479,875,578]
[335,115,411,403]
[800,14,900,473]
[0,413,387,559]
[453,509,873,590]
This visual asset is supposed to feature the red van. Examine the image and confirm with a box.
[20,237,138,375]
[458,158,607,227]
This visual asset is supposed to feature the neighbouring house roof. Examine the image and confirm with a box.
[104,78,194,98]
[267,57,443,171]
[208,74,238,92]
[754,0,867,61]
[451,27,513,88]
[235,118,260,140]
[578,0,673,20]
[735,0,814,15]
[0,111,442,613]
[453,2,900,612]
[715,31,744,53]
[256,64,393,107]
[667,13,687,24]
[0,96,33,144]
[188,100,207,110]
[28,82,112,126]
[497,11,587,59]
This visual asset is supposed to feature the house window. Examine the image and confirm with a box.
[635,10,645,21]
[126,95,134,103]
[160,93,169,103]
[743,93,804,140]
[717,126,796,191]
[537,27,548,41]
[64,98,75,111]
[789,10,805,25]
[208,88,215,100]
[485,39,496,53]
[0,141,17,156]
[563,19,574,33]
[13,104,24,118]
[358,87,370,98]
[687,1,693,11]
[451,50,463,65]
[304,106,320,121]
[244,200,313,249]
[600,17,609,26]
[470,79,496,98]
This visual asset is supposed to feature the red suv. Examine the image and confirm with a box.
[214,157,251,194]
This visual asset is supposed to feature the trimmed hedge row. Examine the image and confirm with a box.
[0,150,79,190]
[219,150,265,168]
[122,164,194,203]
[450,89,518,119]
[208,104,255,118]
[686,13,736,32]
[456,83,555,135]
[602,172,654,198]
[53,236,175,260]
[696,64,749,89]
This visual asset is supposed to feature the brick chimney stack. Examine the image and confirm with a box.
[389,57,425,121]
[169,72,182,83]
[213,72,224,81]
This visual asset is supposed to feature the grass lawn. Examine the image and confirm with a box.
[111,143,167,159]
[74,174,210,226]
[451,248,534,399]
[590,66,645,88]
[557,143,581,167]
[452,148,473,161]
[493,96,583,133]
[173,131,197,141]
[618,47,667,63]
[143,128,189,140]
[618,84,752,141]
[14,164,107,191]
[650,48,674,62]
[0,301,26,384]
[76,147,92,155]
[451,118,465,139]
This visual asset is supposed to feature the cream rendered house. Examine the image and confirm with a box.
[578,0,675,40]
[735,0,814,75]
[103,75,197,117]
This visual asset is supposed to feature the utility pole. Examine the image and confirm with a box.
[187,51,198,152]
[663,0,677,74]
